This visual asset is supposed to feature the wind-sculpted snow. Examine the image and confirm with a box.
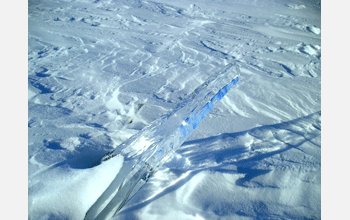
[115,111,321,220]
[28,0,320,219]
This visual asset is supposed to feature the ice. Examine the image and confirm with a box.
[85,62,240,219]
[27,0,321,219]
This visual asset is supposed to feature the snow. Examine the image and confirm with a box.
[28,0,321,219]
[29,155,124,219]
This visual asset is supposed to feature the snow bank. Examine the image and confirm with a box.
[29,155,124,220]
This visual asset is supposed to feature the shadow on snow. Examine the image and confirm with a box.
[117,111,321,215]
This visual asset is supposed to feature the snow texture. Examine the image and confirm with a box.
[85,63,239,219]
[28,0,321,219]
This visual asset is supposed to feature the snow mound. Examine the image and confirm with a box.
[307,25,321,35]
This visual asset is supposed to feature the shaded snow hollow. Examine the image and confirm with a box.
[28,0,321,219]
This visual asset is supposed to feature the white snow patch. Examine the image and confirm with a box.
[307,25,321,35]
[287,4,306,9]
[29,156,124,220]
[61,137,80,151]
[28,89,37,100]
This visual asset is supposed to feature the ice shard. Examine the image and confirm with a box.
[84,62,240,220]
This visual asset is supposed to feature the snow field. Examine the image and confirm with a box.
[28,0,321,219]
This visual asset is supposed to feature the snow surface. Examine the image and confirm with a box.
[28,0,321,219]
